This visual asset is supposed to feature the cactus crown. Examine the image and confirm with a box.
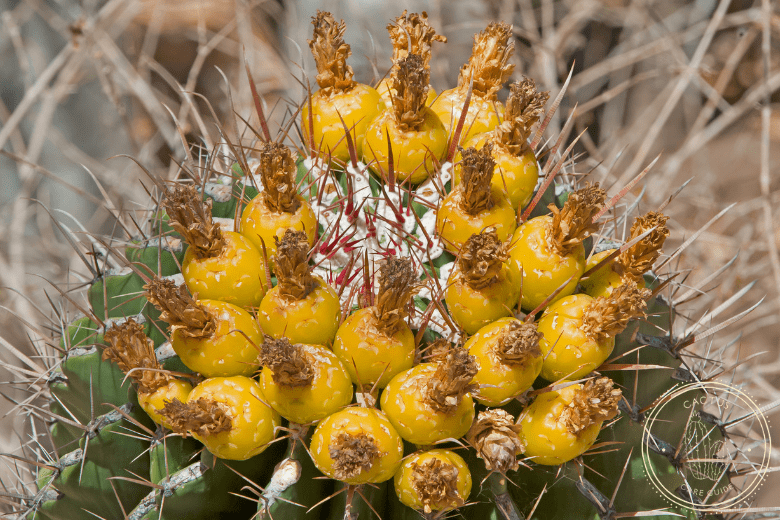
[616,211,670,281]
[459,144,496,216]
[309,11,356,93]
[496,78,550,155]
[411,458,464,513]
[495,321,543,367]
[425,346,478,414]
[162,184,224,260]
[329,432,379,480]
[257,142,300,214]
[145,278,216,339]
[387,10,446,69]
[582,282,651,343]
[457,228,508,289]
[102,318,168,394]
[547,183,606,255]
[157,397,233,438]
[373,256,420,336]
[391,53,430,131]
[261,336,314,388]
[457,22,515,99]
[274,229,316,300]
[561,378,622,435]
[467,408,525,473]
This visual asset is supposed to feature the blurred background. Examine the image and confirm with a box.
[1,0,780,512]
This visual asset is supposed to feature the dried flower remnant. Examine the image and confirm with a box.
[162,184,224,260]
[391,54,430,131]
[425,347,478,414]
[308,11,355,93]
[615,211,670,282]
[144,278,216,340]
[581,283,651,343]
[373,257,420,336]
[157,397,232,438]
[457,229,507,289]
[457,22,515,99]
[274,229,316,300]
[387,11,446,70]
[547,184,606,255]
[460,144,497,216]
[260,336,314,388]
[560,378,622,435]
[467,409,525,473]
[329,433,380,480]
[103,319,169,393]
[256,142,301,214]
[496,78,550,155]
[495,321,543,367]
[411,458,464,514]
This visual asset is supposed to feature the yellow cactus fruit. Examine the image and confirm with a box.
[259,339,353,424]
[437,145,516,253]
[364,54,448,185]
[380,347,477,445]
[454,78,549,210]
[466,318,544,406]
[333,257,419,388]
[508,184,606,312]
[240,143,317,263]
[258,230,340,346]
[310,407,404,484]
[377,10,445,108]
[537,283,651,381]
[445,229,519,334]
[145,279,262,377]
[162,184,267,308]
[157,376,280,461]
[520,377,621,465]
[301,11,384,163]
[394,449,472,514]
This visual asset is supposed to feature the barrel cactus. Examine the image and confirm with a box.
[2,10,768,520]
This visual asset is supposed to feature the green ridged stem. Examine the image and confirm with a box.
[88,268,148,322]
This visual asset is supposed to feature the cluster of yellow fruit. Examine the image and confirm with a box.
[102,10,673,516]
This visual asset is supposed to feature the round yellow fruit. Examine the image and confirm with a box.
[362,107,447,184]
[310,407,404,484]
[436,187,516,254]
[536,294,614,381]
[240,195,317,264]
[301,84,385,164]
[380,364,475,445]
[445,263,519,335]
[394,449,472,512]
[332,307,415,388]
[430,87,503,145]
[520,383,603,465]
[466,318,544,406]
[187,376,280,461]
[171,299,262,378]
[259,344,353,424]
[508,215,584,312]
[258,277,341,346]
[182,230,267,308]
